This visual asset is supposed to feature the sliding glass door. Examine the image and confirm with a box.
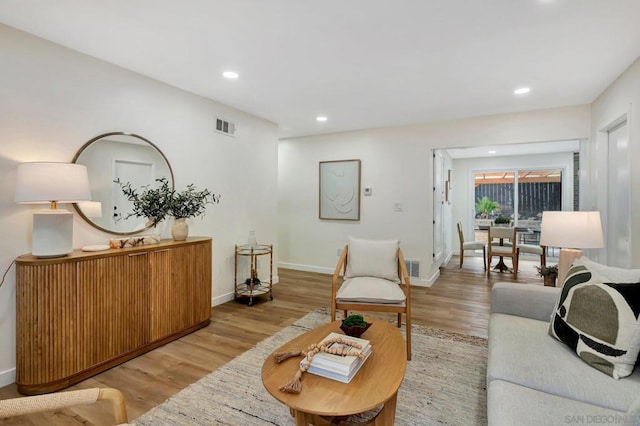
[474,169,563,243]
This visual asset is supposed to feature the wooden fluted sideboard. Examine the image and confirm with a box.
[15,237,212,395]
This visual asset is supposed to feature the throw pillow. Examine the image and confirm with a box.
[549,257,640,379]
[345,237,399,282]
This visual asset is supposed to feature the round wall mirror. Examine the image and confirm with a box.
[72,132,174,235]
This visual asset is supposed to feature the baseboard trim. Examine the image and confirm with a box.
[0,367,15,388]
[278,262,334,275]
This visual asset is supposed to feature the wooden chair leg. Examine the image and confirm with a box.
[459,248,464,268]
[397,313,402,328]
[405,313,412,361]
[482,247,486,271]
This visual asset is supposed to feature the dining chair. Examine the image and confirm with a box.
[487,226,518,279]
[331,237,412,360]
[456,222,486,270]
[517,243,546,270]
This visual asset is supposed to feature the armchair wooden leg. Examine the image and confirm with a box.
[397,313,402,328]
[405,314,412,361]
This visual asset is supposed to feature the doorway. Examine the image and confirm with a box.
[605,118,630,268]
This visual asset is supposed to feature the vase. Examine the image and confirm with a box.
[543,275,556,287]
[171,218,189,241]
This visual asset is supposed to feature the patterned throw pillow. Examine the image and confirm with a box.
[549,257,640,379]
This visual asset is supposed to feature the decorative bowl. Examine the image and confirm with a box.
[340,322,372,338]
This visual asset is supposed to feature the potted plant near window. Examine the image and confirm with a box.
[475,196,499,219]
[169,184,220,241]
[536,264,558,287]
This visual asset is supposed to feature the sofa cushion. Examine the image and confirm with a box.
[336,277,406,305]
[488,380,626,426]
[549,257,640,379]
[488,313,640,412]
[346,237,399,281]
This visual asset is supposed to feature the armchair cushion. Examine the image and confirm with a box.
[336,276,406,305]
[346,237,399,281]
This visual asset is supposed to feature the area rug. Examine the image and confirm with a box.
[134,309,487,425]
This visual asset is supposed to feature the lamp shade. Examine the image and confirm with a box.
[14,162,91,204]
[540,211,604,249]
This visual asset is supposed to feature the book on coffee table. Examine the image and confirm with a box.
[307,345,372,383]
[302,332,372,382]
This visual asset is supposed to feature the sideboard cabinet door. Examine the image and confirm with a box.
[149,242,212,340]
[76,252,150,371]
[16,263,78,388]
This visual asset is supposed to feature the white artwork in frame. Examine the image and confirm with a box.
[319,159,361,220]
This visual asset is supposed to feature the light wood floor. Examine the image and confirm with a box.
[0,255,545,425]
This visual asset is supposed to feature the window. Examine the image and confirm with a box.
[474,169,563,242]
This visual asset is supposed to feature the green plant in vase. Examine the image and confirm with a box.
[168,184,220,241]
[536,264,558,287]
[340,313,371,337]
[115,177,172,228]
[494,216,511,226]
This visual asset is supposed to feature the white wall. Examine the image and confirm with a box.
[278,105,590,284]
[451,151,575,251]
[590,56,640,266]
[0,24,279,386]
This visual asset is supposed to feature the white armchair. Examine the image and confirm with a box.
[331,237,412,360]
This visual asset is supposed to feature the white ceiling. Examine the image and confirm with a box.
[1,0,639,139]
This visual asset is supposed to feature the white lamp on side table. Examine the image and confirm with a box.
[539,211,604,286]
[14,162,92,258]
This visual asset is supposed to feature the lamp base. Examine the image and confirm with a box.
[557,248,583,287]
[32,209,73,258]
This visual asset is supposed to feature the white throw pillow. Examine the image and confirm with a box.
[346,237,399,281]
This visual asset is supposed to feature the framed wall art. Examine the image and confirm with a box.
[319,159,361,220]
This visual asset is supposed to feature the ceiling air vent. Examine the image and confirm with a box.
[215,118,236,137]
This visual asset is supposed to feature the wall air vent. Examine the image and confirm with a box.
[215,118,236,137]
[404,260,420,278]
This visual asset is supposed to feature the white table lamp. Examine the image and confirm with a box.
[15,162,92,257]
[539,211,604,286]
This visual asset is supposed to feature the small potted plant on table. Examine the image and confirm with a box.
[536,264,559,287]
[340,314,371,338]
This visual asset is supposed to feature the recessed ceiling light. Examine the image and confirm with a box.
[488,150,497,154]
[222,71,239,79]
[316,116,328,122]
[514,87,530,95]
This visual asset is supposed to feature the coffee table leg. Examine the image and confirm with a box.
[374,391,398,425]
[293,409,313,426]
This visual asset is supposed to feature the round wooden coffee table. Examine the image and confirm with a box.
[261,319,406,425]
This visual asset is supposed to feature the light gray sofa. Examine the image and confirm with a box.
[488,282,640,425]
